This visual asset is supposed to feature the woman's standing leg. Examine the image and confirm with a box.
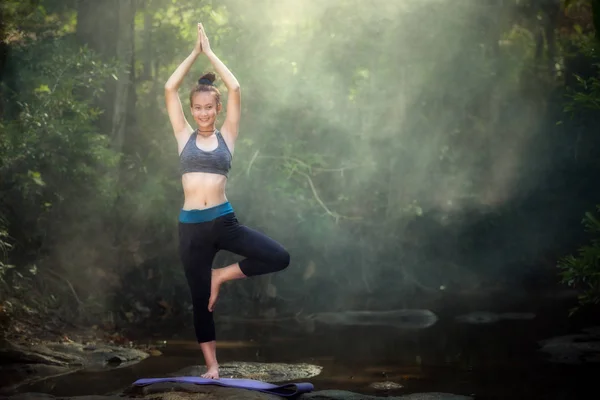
[179,221,220,378]
[209,213,290,310]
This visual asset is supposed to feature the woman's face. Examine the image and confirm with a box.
[191,92,220,129]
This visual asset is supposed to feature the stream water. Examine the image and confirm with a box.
[9,290,600,399]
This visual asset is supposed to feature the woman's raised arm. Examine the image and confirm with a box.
[164,25,204,139]
[198,23,241,143]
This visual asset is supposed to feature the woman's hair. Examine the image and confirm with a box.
[189,72,221,107]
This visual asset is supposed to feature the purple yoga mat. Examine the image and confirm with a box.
[132,376,314,397]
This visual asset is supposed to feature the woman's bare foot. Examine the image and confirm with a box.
[199,341,218,379]
[208,269,222,312]
[202,363,219,379]
[208,264,246,311]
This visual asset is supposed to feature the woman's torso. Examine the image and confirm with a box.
[178,129,233,210]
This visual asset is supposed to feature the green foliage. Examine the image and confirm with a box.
[558,205,600,312]
[565,68,600,113]
[0,37,120,265]
[557,20,600,312]
[1,0,600,328]
[0,215,14,286]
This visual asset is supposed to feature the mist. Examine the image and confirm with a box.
[188,0,570,316]
[2,0,596,334]
[3,0,600,398]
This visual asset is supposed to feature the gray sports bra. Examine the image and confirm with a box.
[179,129,232,177]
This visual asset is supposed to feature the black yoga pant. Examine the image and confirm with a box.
[178,212,290,343]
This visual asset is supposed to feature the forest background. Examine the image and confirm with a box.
[1,0,599,339]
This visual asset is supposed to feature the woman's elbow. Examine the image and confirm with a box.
[164,82,178,92]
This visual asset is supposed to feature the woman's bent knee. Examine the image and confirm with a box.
[273,248,290,272]
[239,247,291,276]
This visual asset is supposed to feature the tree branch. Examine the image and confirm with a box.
[45,269,84,306]
[245,154,362,221]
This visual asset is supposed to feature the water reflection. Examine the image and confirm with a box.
[9,294,600,399]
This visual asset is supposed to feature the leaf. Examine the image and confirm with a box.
[34,84,51,94]
[210,9,228,26]
[27,171,46,186]
[266,283,277,298]
[303,260,316,280]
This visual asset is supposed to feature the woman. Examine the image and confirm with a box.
[164,23,290,379]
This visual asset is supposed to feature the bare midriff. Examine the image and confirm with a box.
[181,172,228,210]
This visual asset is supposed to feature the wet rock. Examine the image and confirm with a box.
[6,387,473,400]
[499,312,535,320]
[301,390,381,399]
[5,394,56,400]
[300,390,472,399]
[398,394,473,400]
[6,396,123,400]
[0,340,149,393]
[126,381,283,399]
[307,310,439,330]
[0,364,76,394]
[455,311,535,324]
[0,341,81,366]
[63,398,124,400]
[369,381,404,390]
[63,342,149,370]
[0,341,149,370]
[538,326,600,364]
[172,361,323,382]
[583,326,600,336]
[454,311,499,324]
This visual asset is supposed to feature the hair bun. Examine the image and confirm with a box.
[198,72,216,86]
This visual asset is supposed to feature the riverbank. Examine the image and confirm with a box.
[2,287,599,399]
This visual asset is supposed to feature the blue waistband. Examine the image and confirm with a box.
[179,202,234,223]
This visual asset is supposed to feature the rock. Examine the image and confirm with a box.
[307,310,439,330]
[61,398,124,400]
[0,341,81,366]
[538,327,600,364]
[172,361,322,382]
[0,364,76,394]
[0,340,150,393]
[455,311,535,324]
[397,394,473,400]
[300,390,472,399]
[398,394,473,400]
[7,396,123,400]
[6,387,472,400]
[454,312,500,324]
[126,382,282,399]
[67,342,149,369]
[1,341,149,370]
[369,381,404,390]
[583,327,600,336]
[498,312,535,320]
[301,390,382,399]
[6,394,56,400]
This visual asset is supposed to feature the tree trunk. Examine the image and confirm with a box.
[0,4,9,119]
[76,0,118,135]
[111,0,136,152]
[593,0,600,43]
[76,0,137,146]
[140,0,154,82]
[76,0,118,57]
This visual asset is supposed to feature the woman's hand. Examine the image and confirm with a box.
[194,23,212,55]
[193,23,203,54]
